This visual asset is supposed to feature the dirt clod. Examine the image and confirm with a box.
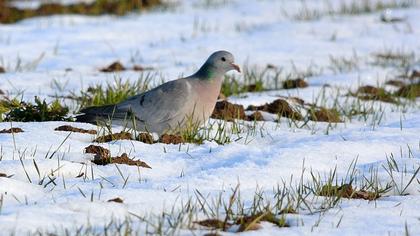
[247,111,264,121]
[100,61,126,72]
[0,127,24,133]
[282,78,308,89]
[0,66,5,73]
[90,149,151,168]
[395,83,420,99]
[318,184,380,200]
[85,145,110,160]
[385,80,405,87]
[0,173,12,178]
[352,85,397,103]
[159,134,184,144]
[308,107,342,123]
[107,197,124,203]
[247,99,302,120]
[137,132,154,144]
[55,125,97,134]
[93,131,132,142]
[211,100,246,121]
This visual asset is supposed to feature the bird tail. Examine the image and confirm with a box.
[75,104,120,124]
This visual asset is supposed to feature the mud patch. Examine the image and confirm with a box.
[211,100,246,121]
[100,61,152,72]
[137,132,154,144]
[351,85,397,103]
[236,212,289,232]
[0,0,162,24]
[85,145,151,168]
[385,80,405,87]
[395,83,420,99]
[247,111,264,121]
[282,78,308,89]
[100,61,125,72]
[159,134,184,144]
[195,212,288,233]
[85,145,110,160]
[308,107,342,123]
[318,184,380,200]
[247,99,302,120]
[0,127,24,133]
[0,172,13,178]
[107,197,124,203]
[95,153,151,168]
[54,125,97,134]
[93,131,132,142]
[195,219,228,230]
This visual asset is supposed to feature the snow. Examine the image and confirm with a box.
[0,0,420,235]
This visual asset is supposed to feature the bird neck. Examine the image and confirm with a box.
[193,63,224,81]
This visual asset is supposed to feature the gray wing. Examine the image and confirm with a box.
[116,78,192,126]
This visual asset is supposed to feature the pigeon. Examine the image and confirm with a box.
[76,50,240,134]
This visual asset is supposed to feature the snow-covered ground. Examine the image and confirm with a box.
[0,0,419,235]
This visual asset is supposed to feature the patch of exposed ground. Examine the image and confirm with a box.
[0,127,24,133]
[0,0,161,24]
[93,131,133,142]
[100,61,151,72]
[247,99,302,120]
[195,212,288,233]
[137,132,154,144]
[0,66,5,73]
[54,125,97,134]
[211,100,246,121]
[318,184,380,200]
[107,197,124,203]
[350,85,397,103]
[308,107,342,123]
[85,144,151,168]
[159,134,184,144]
[282,78,308,89]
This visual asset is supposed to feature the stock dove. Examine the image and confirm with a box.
[76,50,240,134]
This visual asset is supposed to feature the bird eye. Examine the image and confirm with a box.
[221,57,226,62]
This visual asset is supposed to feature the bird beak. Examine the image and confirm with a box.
[230,63,241,73]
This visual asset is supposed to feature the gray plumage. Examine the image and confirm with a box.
[76,51,240,134]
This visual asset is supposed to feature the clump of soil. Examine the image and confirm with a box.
[247,99,302,120]
[0,127,24,133]
[0,66,5,73]
[159,134,184,144]
[195,212,288,233]
[100,61,125,72]
[85,145,110,160]
[93,131,133,142]
[385,80,405,87]
[85,145,151,168]
[351,85,397,103]
[211,100,246,121]
[318,184,380,200]
[0,172,13,178]
[308,107,342,123]
[247,111,264,121]
[137,132,154,144]
[0,0,162,24]
[195,219,228,230]
[108,197,124,203]
[96,153,151,168]
[54,125,97,134]
[282,78,308,89]
[236,212,288,232]
[395,83,420,99]
[100,61,152,72]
